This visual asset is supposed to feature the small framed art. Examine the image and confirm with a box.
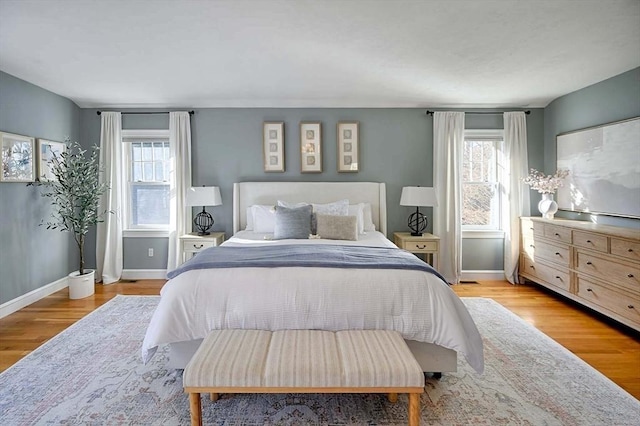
[263,122,285,172]
[300,122,322,173]
[337,122,359,172]
[37,139,66,181]
[0,131,36,182]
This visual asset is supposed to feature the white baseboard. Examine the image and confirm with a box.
[460,270,505,282]
[0,276,68,319]
[121,269,167,280]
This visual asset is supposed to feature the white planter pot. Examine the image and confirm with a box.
[68,270,95,299]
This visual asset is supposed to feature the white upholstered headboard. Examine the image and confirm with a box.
[233,182,387,236]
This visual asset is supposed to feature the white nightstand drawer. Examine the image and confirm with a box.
[182,240,215,252]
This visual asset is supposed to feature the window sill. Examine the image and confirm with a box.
[123,229,169,238]
[462,230,505,239]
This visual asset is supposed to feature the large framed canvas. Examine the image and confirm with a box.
[0,131,36,182]
[263,122,285,172]
[556,116,640,218]
[37,139,66,181]
[300,122,322,173]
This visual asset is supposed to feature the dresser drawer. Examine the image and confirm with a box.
[576,276,640,326]
[401,240,438,253]
[573,230,607,253]
[611,238,640,262]
[522,258,570,292]
[522,236,570,268]
[544,224,572,244]
[520,218,543,237]
[575,250,640,293]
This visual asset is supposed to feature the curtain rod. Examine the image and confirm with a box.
[96,111,195,116]
[426,110,530,116]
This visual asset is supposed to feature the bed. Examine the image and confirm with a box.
[142,182,484,374]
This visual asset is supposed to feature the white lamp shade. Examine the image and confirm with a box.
[186,186,222,207]
[400,186,438,207]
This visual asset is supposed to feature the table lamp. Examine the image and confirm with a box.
[400,186,438,236]
[186,186,222,235]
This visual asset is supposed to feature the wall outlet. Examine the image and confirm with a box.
[148,248,154,257]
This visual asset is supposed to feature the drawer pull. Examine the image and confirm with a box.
[193,244,204,249]
[586,288,593,292]
[530,244,535,248]
[555,276,561,279]
[629,248,634,252]
[416,244,426,249]
[586,240,592,243]
[629,305,635,310]
[555,233,560,236]
[628,274,635,278]
[555,252,560,256]
[586,261,592,265]
[529,265,535,269]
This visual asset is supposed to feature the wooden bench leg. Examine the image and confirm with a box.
[189,393,202,426]
[408,393,420,426]
[387,392,398,403]
[210,392,219,401]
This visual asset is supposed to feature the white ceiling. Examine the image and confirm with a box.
[1,0,639,109]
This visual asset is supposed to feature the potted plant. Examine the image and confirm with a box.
[34,139,110,299]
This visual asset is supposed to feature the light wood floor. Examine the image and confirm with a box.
[1,279,638,400]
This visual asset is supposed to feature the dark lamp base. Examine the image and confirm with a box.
[194,209,214,236]
[407,208,428,236]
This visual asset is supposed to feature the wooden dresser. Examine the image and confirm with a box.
[520,217,640,331]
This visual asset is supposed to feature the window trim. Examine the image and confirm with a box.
[121,129,170,235]
[462,129,505,233]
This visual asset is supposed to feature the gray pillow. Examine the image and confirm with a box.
[316,214,358,241]
[273,205,313,239]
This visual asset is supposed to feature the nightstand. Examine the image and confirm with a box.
[393,232,440,270]
[179,232,225,265]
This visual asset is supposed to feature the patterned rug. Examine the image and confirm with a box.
[0,296,638,425]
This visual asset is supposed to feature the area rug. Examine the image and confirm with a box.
[0,296,638,425]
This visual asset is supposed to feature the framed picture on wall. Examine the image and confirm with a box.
[300,122,322,173]
[263,122,285,172]
[337,122,359,172]
[0,131,36,182]
[37,139,66,182]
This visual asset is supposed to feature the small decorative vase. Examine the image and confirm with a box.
[538,193,558,219]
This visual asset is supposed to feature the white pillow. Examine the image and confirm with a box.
[312,199,349,216]
[348,203,365,234]
[277,200,309,209]
[251,205,277,233]
[362,203,376,231]
[245,207,254,230]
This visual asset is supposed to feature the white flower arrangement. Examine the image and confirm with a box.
[522,168,569,194]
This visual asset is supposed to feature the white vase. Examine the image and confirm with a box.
[68,270,95,299]
[538,193,558,219]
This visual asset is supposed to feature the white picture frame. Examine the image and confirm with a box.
[300,122,322,173]
[263,122,285,172]
[37,139,66,182]
[0,131,36,182]
[337,122,359,172]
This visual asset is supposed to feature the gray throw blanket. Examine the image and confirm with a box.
[167,244,447,283]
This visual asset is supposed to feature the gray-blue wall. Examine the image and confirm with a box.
[544,67,640,229]
[81,108,544,271]
[3,66,637,304]
[0,71,82,304]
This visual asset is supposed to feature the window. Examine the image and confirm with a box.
[122,130,171,234]
[462,130,504,232]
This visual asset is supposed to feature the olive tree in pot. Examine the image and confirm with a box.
[35,140,110,299]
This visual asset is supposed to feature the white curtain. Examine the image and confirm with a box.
[503,112,530,284]
[96,112,123,284]
[433,112,465,284]
[167,112,192,271]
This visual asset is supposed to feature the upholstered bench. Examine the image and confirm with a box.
[183,329,424,426]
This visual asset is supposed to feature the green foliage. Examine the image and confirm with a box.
[32,140,110,275]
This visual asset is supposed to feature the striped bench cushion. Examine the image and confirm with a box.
[183,329,423,389]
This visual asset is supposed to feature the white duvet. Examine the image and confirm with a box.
[142,231,484,373]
